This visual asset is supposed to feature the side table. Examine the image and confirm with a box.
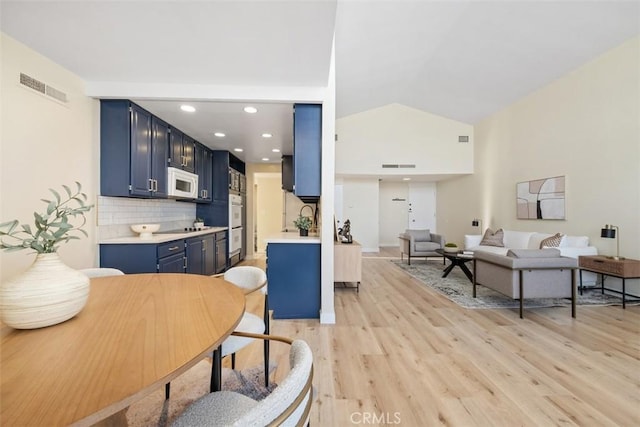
[334,240,362,292]
[578,255,640,308]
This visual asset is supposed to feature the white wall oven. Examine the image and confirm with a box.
[229,194,243,260]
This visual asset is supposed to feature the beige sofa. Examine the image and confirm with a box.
[473,248,578,318]
[465,229,598,286]
[398,229,445,265]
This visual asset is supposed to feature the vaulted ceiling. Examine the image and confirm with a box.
[2,1,638,162]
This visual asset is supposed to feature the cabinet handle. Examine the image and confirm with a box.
[154,179,158,192]
[148,179,154,192]
[168,246,180,251]
[183,256,187,270]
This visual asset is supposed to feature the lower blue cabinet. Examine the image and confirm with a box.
[267,243,320,319]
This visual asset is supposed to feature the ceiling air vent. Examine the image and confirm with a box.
[19,73,68,104]
[381,164,416,169]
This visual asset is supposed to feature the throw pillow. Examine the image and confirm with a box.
[480,228,504,247]
[539,233,565,248]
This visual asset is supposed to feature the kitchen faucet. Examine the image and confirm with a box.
[299,204,315,229]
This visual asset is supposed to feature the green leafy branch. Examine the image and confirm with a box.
[293,215,312,231]
[0,182,94,254]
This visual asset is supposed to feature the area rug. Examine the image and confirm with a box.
[126,359,276,426]
[391,259,631,310]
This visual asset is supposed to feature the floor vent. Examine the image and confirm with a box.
[381,164,416,169]
[19,73,68,104]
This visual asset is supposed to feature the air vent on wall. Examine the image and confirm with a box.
[458,135,469,143]
[381,164,416,169]
[19,73,68,104]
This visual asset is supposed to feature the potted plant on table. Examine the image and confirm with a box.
[444,242,459,253]
[0,182,94,329]
[293,215,312,237]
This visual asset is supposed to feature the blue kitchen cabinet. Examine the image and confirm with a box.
[100,243,161,274]
[195,143,213,202]
[293,104,322,202]
[267,243,320,319]
[151,116,169,198]
[168,127,195,173]
[100,100,168,198]
[186,233,217,275]
[158,253,185,273]
[186,237,203,274]
[215,231,227,273]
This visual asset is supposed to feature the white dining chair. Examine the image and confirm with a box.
[166,266,269,399]
[171,332,313,427]
[218,266,270,386]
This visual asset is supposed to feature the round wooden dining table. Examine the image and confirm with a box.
[0,273,245,426]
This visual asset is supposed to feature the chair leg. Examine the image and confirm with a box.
[231,352,236,370]
[264,294,270,387]
[165,383,170,399]
[210,345,222,392]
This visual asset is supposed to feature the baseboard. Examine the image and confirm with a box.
[320,310,336,324]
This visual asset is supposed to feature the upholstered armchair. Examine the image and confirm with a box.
[398,229,445,265]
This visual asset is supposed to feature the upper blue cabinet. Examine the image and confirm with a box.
[168,128,195,173]
[293,104,322,202]
[100,100,168,198]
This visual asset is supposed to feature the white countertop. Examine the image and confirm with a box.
[100,227,228,244]
[265,232,321,244]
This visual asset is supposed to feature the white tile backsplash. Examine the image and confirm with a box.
[98,196,197,239]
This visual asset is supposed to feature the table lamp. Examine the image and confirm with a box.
[600,224,620,260]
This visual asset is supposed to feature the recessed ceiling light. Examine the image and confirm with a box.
[234,148,243,152]
[243,106,258,114]
[262,157,269,161]
[214,132,226,138]
[272,148,281,153]
[180,105,196,113]
[403,177,411,181]
[262,133,272,138]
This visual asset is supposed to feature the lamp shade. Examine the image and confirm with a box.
[601,225,616,238]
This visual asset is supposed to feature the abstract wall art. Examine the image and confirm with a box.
[516,176,565,220]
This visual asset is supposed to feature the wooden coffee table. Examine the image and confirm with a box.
[436,249,474,282]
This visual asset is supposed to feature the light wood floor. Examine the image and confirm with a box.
[235,251,639,426]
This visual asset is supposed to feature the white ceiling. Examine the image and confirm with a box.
[2,1,639,165]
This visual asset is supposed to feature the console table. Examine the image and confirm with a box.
[578,255,640,308]
[334,240,362,292]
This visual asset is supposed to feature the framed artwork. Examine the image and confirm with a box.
[516,176,565,220]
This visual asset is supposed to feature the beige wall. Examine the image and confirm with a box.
[437,36,640,260]
[336,103,474,176]
[245,162,281,259]
[254,174,284,253]
[1,34,98,281]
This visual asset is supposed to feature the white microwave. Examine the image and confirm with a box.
[167,167,198,199]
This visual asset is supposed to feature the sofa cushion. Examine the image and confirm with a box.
[507,248,561,258]
[503,230,535,249]
[415,241,440,252]
[480,228,504,247]
[562,235,589,247]
[539,233,565,248]
[404,229,431,242]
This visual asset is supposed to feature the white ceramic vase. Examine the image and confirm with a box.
[0,253,90,329]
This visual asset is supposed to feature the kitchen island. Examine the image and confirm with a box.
[265,232,321,319]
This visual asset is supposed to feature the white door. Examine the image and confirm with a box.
[408,182,436,230]
[378,182,409,246]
